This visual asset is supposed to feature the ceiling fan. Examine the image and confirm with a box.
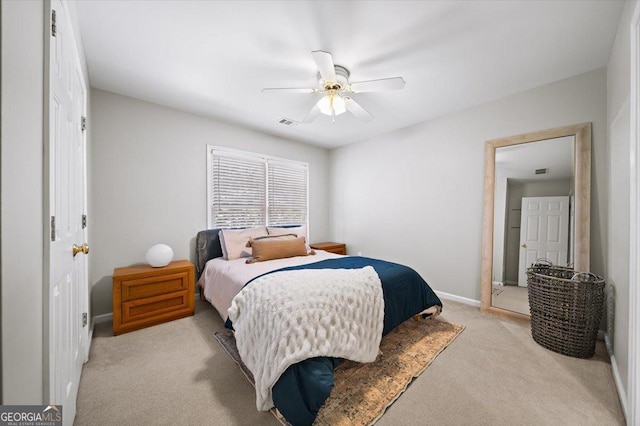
[262,50,405,123]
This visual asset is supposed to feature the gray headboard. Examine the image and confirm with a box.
[195,229,223,280]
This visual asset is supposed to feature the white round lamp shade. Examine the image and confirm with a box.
[145,244,174,267]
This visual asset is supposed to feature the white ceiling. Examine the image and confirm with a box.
[495,136,574,181]
[75,1,624,149]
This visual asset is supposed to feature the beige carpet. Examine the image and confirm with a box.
[74,300,625,425]
[215,318,464,425]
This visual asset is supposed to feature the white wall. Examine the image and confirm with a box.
[89,89,331,315]
[1,0,44,403]
[606,0,638,405]
[329,68,607,303]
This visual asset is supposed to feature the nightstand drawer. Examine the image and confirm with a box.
[122,290,190,323]
[328,246,346,255]
[121,271,190,302]
[113,260,195,335]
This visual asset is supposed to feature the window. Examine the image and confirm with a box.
[207,146,308,229]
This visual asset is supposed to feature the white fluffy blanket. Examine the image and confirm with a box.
[227,266,384,411]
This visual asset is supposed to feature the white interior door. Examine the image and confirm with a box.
[517,196,570,286]
[48,1,89,424]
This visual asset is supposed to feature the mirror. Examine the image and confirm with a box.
[491,136,574,315]
[480,123,591,319]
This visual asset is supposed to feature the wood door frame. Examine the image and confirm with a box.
[480,123,591,320]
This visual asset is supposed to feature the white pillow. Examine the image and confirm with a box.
[267,225,307,239]
[220,227,268,260]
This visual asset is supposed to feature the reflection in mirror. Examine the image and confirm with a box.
[491,136,574,315]
[480,122,591,321]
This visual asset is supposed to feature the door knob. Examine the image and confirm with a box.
[521,243,527,248]
[72,243,90,257]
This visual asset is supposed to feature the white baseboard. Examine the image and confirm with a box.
[93,312,113,324]
[492,281,503,287]
[599,329,609,345]
[610,352,629,422]
[435,291,481,307]
[602,332,628,422]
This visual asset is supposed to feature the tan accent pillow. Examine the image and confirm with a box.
[246,236,313,264]
[245,233,298,247]
[267,225,310,250]
[220,227,268,260]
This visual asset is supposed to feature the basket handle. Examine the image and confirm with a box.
[532,258,553,267]
[571,272,600,282]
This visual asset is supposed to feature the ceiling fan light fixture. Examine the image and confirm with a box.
[318,93,346,116]
[263,50,402,123]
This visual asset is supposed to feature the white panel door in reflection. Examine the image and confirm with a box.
[518,196,570,286]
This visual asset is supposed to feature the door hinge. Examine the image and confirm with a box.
[81,116,87,131]
[82,214,87,229]
[50,216,56,241]
[51,10,57,37]
[82,313,88,327]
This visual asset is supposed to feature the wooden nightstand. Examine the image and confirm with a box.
[310,242,347,255]
[112,260,195,335]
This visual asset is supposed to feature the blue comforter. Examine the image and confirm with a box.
[227,256,442,426]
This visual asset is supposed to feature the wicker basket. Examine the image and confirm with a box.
[526,260,605,358]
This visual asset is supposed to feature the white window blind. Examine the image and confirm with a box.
[208,147,308,229]
[210,152,266,228]
[268,161,308,226]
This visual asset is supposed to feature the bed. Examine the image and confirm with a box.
[195,228,443,425]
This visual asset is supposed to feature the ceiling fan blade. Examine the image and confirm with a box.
[262,87,316,94]
[311,50,337,83]
[344,97,374,122]
[349,77,406,93]
[302,98,323,123]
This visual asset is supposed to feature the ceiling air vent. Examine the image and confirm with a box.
[535,168,548,175]
[278,118,299,127]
